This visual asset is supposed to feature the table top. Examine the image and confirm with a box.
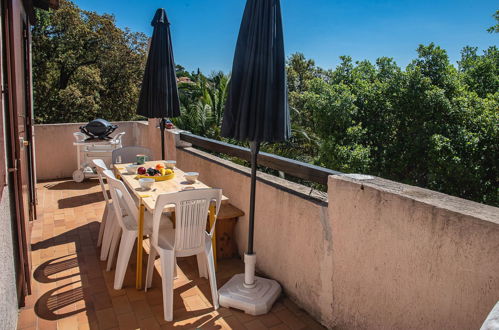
[114,161,228,211]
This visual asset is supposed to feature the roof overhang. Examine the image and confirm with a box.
[33,0,60,10]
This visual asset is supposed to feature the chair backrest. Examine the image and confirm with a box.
[103,170,138,231]
[152,189,222,254]
[92,159,111,204]
[111,132,126,148]
[112,146,153,164]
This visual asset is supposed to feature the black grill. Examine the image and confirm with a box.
[80,119,118,140]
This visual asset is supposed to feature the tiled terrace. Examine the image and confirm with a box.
[17,179,325,330]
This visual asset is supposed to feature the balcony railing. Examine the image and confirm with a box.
[179,132,342,185]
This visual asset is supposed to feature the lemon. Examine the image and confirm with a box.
[165,169,173,175]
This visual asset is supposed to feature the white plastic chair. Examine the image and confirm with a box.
[73,132,87,143]
[92,159,115,253]
[145,188,222,321]
[103,170,172,290]
[112,146,153,164]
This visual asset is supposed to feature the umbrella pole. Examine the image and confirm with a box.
[247,141,260,254]
[160,118,166,160]
[219,140,281,312]
[244,141,260,288]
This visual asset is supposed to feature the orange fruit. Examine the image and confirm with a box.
[155,164,165,170]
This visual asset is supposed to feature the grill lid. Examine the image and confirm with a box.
[80,119,118,140]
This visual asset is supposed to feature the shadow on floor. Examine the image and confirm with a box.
[57,191,106,209]
[43,179,100,191]
[31,222,232,329]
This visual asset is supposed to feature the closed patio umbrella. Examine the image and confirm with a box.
[218,0,290,315]
[137,8,180,160]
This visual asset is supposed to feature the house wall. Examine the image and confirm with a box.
[168,130,499,330]
[0,183,19,330]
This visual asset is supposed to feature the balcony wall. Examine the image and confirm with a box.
[33,124,499,329]
[327,175,499,329]
[166,130,499,330]
[34,120,163,181]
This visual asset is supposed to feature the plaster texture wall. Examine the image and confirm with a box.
[175,146,333,325]
[34,121,150,180]
[0,188,19,330]
[328,175,499,330]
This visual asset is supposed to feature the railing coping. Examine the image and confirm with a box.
[178,132,342,186]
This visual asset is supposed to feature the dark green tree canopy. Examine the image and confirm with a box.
[32,0,148,123]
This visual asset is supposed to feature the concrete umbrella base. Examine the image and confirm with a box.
[218,254,281,315]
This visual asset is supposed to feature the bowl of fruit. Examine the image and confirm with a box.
[136,163,175,181]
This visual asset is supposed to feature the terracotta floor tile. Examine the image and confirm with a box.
[130,299,153,320]
[244,319,268,330]
[57,315,79,329]
[111,295,133,315]
[17,308,36,329]
[258,313,283,328]
[273,308,307,330]
[95,307,119,329]
[16,180,323,330]
[269,324,291,330]
[116,312,140,330]
[138,316,161,330]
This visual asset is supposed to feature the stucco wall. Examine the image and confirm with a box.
[170,130,499,330]
[34,121,151,180]
[175,146,332,324]
[0,110,18,329]
[328,175,499,330]
[0,185,19,330]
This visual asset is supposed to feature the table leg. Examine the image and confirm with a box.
[136,199,145,290]
[209,203,217,271]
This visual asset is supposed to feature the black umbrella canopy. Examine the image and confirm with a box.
[221,0,289,258]
[221,0,290,143]
[137,8,180,119]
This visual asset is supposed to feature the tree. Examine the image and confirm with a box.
[487,10,499,33]
[32,0,148,123]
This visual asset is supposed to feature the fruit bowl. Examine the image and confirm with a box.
[135,172,175,181]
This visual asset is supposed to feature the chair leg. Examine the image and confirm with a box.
[107,224,122,271]
[205,246,219,309]
[100,210,115,261]
[145,246,158,291]
[174,257,178,279]
[97,203,108,247]
[113,230,136,290]
[196,253,208,279]
[160,251,175,322]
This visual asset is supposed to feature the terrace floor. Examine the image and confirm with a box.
[17,179,325,330]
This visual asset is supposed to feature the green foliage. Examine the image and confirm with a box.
[32,0,148,123]
[487,10,499,33]
[281,47,498,206]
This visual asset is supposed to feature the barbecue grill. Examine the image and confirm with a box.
[73,120,125,182]
[80,119,118,140]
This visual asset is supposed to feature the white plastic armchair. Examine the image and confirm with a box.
[103,170,170,289]
[145,188,222,321]
[73,132,86,143]
[110,132,125,148]
[112,146,153,164]
[92,159,111,249]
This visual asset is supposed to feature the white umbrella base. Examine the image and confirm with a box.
[218,273,281,315]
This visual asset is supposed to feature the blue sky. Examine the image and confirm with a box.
[74,0,498,73]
